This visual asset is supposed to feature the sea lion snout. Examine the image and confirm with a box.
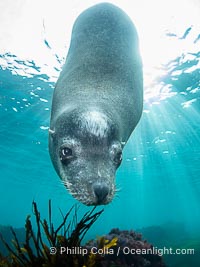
[92,182,110,204]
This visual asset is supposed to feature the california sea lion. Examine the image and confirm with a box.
[49,3,143,205]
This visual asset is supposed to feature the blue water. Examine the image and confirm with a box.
[0,2,200,266]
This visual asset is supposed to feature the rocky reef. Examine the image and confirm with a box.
[85,228,166,267]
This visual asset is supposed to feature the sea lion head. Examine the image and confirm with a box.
[49,108,123,206]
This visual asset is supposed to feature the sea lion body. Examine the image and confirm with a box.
[49,3,143,205]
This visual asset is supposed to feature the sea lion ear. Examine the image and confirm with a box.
[121,141,126,148]
[49,128,56,138]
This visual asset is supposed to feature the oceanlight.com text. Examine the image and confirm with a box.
[122,246,195,256]
[49,246,195,257]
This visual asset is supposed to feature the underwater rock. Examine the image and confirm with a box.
[85,228,166,267]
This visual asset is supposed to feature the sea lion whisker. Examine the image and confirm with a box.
[70,192,79,196]
[115,187,122,193]
[62,181,73,188]
[114,194,120,200]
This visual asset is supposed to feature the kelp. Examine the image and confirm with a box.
[0,201,104,267]
[84,236,118,267]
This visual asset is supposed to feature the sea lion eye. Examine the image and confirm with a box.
[60,147,73,162]
[114,151,122,167]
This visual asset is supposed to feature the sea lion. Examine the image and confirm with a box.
[49,3,143,206]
